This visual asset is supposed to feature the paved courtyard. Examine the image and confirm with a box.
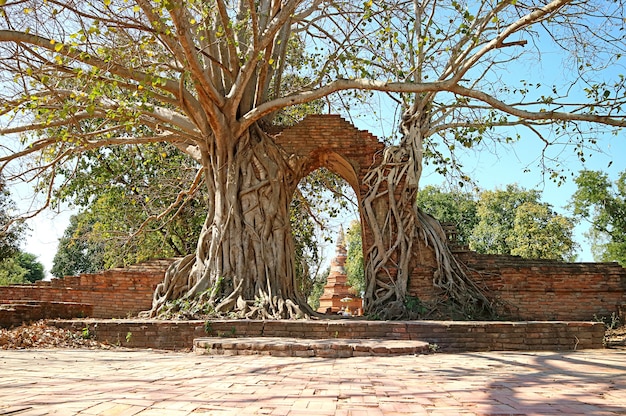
[1,348,625,415]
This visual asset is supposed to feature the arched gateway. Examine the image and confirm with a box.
[275,115,442,315]
[274,114,383,192]
[273,115,626,322]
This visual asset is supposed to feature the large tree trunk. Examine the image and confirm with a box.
[146,126,313,319]
[361,110,496,320]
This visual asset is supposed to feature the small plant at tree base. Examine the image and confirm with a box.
[125,332,132,343]
[594,313,621,330]
[204,321,214,335]
[404,296,427,317]
[81,326,91,340]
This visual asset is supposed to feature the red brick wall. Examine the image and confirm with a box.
[52,319,605,352]
[434,250,626,321]
[0,301,93,328]
[0,259,170,319]
[5,247,622,323]
[1,115,625,325]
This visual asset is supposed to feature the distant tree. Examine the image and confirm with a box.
[307,267,329,311]
[0,257,27,285]
[0,251,44,285]
[15,252,45,283]
[51,213,105,278]
[415,184,576,260]
[470,185,576,261]
[470,185,542,254]
[345,220,365,297]
[508,202,577,261]
[0,180,26,261]
[417,186,478,246]
[569,170,626,266]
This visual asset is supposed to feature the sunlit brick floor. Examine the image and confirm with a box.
[1,348,625,415]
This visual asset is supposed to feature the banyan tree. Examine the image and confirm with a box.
[1,0,624,318]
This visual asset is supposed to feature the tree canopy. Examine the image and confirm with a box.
[570,169,626,266]
[53,142,206,270]
[1,0,625,318]
[0,179,26,261]
[2,1,624,192]
[51,213,105,278]
[506,201,576,261]
[417,184,576,259]
[416,185,479,247]
[418,184,578,260]
[0,251,45,285]
[468,184,577,260]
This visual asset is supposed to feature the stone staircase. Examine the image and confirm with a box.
[193,336,432,358]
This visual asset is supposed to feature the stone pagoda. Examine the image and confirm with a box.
[317,226,363,315]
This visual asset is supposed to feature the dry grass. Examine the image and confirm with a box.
[0,320,112,350]
[605,324,626,347]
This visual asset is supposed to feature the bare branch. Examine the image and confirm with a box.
[450,84,626,128]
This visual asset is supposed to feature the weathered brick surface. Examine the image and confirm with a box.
[274,114,384,183]
[454,251,626,321]
[0,259,171,325]
[193,337,431,357]
[406,247,626,322]
[0,301,93,328]
[50,319,605,352]
[1,115,624,329]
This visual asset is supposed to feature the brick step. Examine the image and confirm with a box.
[0,301,93,328]
[193,337,432,358]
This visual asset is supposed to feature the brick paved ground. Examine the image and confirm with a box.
[1,348,625,415]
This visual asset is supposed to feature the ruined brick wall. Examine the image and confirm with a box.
[2,116,625,324]
[276,115,626,322]
[274,114,384,185]
[0,301,93,328]
[434,251,626,321]
[0,259,170,319]
[53,319,605,351]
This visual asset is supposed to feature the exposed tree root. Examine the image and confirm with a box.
[362,108,501,320]
[418,209,501,319]
[141,126,315,320]
[149,278,310,320]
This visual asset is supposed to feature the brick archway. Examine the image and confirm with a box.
[275,115,443,306]
[275,115,385,271]
[275,114,384,206]
[274,116,626,320]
